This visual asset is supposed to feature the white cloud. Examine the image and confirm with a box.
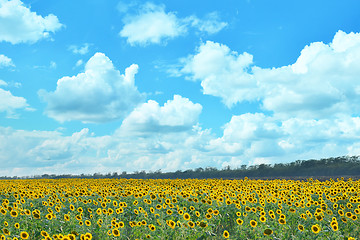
[119,2,227,46]
[75,59,83,67]
[0,126,114,176]
[205,112,360,169]
[49,61,56,69]
[68,43,91,55]
[184,12,228,34]
[0,114,217,176]
[38,52,145,123]
[119,2,186,46]
[0,80,7,86]
[180,31,360,119]
[0,54,15,68]
[118,94,202,135]
[254,30,360,119]
[181,41,258,107]
[0,0,63,44]
[205,113,282,156]
[176,30,360,168]
[2,111,360,176]
[117,1,138,13]
[0,88,32,118]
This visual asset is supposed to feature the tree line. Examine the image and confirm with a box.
[2,155,360,180]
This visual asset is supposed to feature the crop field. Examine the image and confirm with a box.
[0,178,359,240]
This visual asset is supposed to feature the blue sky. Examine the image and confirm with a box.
[1,0,360,176]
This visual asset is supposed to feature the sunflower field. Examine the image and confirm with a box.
[0,177,359,240]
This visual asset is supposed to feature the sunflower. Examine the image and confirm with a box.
[311,224,321,234]
[32,211,40,219]
[10,210,18,218]
[112,228,120,237]
[236,218,243,225]
[20,232,29,239]
[263,229,273,235]
[148,224,156,231]
[167,220,175,229]
[64,214,70,221]
[84,232,92,239]
[331,223,338,231]
[223,230,229,238]
[298,224,304,231]
[188,221,195,228]
[199,221,208,228]
[3,228,10,235]
[278,218,286,225]
[96,208,102,215]
[85,220,91,226]
[183,213,191,221]
[250,220,257,227]
[70,204,75,211]
[338,210,344,216]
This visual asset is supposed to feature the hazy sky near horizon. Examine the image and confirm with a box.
[1,0,360,176]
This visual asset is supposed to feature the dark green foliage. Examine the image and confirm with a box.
[2,155,360,179]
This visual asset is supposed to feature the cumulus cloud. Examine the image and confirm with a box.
[0,0,63,44]
[119,2,186,46]
[0,94,210,176]
[119,2,227,46]
[3,109,360,176]
[0,87,33,118]
[0,126,114,176]
[206,113,360,169]
[38,52,145,123]
[175,30,360,168]
[0,54,15,68]
[254,30,360,119]
[118,94,202,135]
[68,43,91,55]
[181,41,258,107]
[180,30,360,119]
[206,113,282,156]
